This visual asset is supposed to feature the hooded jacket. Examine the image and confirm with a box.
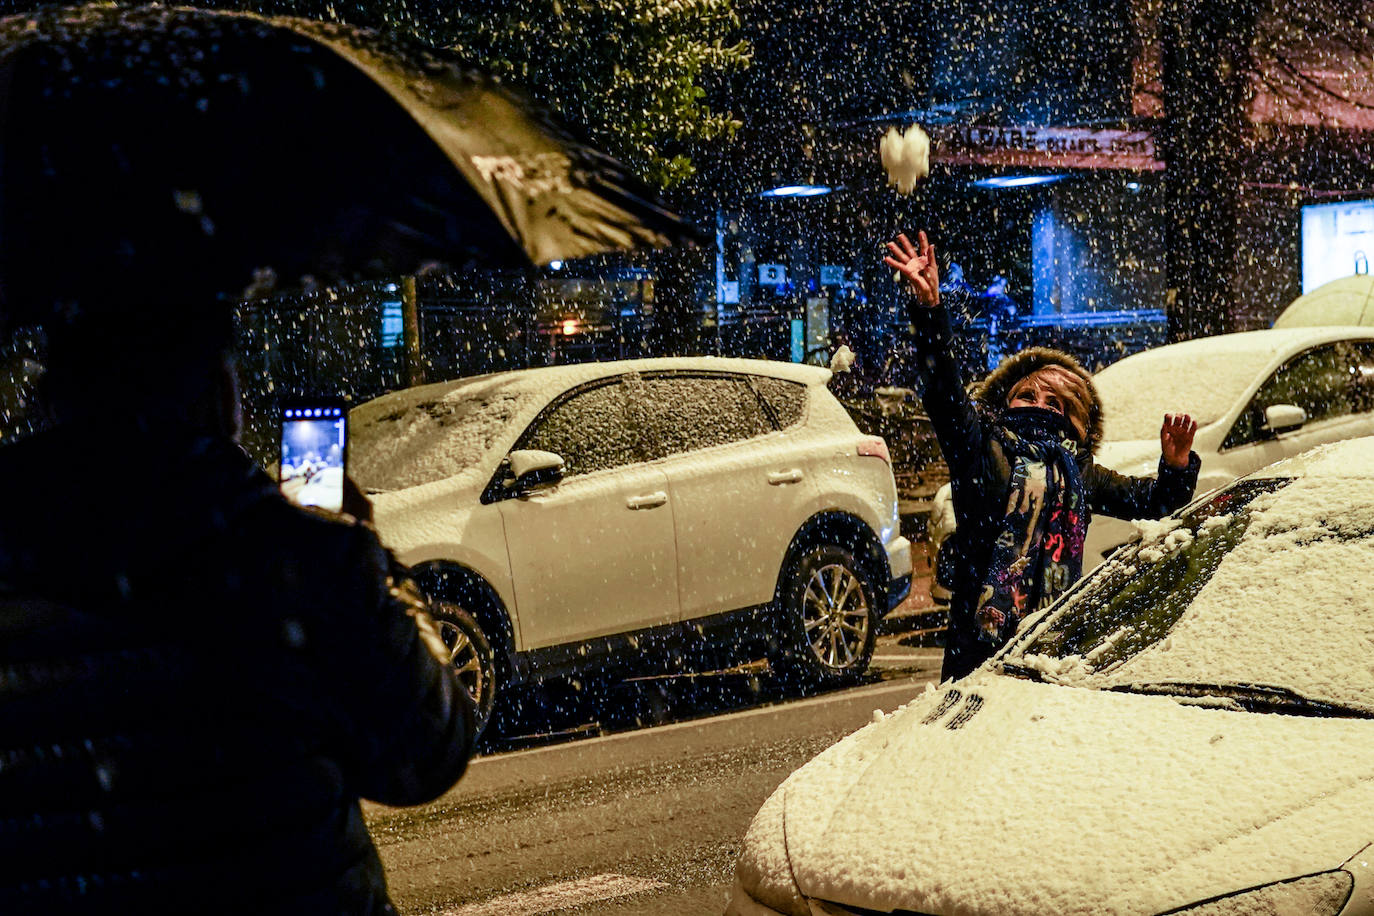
[906,306,1199,681]
[971,346,1105,455]
[0,427,473,914]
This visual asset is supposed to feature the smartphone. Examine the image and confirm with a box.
[278,399,348,513]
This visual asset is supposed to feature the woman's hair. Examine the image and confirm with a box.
[1007,365,1091,443]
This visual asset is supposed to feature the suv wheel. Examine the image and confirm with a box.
[430,601,498,738]
[772,544,878,689]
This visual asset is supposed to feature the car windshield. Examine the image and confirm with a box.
[1092,340,1276,440]
[1002,472,1374,716]
[349,376,538,493]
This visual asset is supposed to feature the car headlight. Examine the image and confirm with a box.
[1163,870,1353,915]
[727,787,809,916]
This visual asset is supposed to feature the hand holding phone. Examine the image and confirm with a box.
[279,400,348,513]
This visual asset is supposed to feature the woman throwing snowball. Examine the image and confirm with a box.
[886,231,1200,681]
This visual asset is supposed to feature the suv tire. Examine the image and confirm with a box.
[429,600,498,738]
[771,543,879,690]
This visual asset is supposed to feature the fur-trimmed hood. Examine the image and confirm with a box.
[971,347,1103,455]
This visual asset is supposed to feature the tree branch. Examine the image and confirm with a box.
[1271,48,1374,111]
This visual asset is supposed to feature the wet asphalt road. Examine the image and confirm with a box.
[365,641,943,916]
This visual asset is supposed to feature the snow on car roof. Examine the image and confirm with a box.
[1093,325,1374,442]
[350,357,829,493]
[390,355,832,396]
[1273,274,1374,328]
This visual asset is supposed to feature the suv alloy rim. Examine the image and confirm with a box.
[438,618,488,711]
[801,563,871,669]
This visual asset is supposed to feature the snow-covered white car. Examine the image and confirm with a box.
[351,357,912,733]
[1085,324,1374,563]
[728,436,1374,916]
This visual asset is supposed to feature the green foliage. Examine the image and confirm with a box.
[445,0,750,188]
[218,0,750,188]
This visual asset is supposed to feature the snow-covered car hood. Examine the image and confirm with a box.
[366,469,490,558]
[777,674,1374,915]
[1094,438,1161,476]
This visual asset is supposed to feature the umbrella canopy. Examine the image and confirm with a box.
[0,3,701,331]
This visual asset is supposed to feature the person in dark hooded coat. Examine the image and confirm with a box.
[885,231,1200,682]
[0,316,475,912]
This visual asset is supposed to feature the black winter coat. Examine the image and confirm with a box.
[0,428,473,914]
[907,306,1200,681]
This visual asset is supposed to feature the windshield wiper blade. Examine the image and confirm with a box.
[1107,681,1374,719]
[997,661,1046,683]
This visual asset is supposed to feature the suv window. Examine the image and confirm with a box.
[1224,343,1359,448]
[519,380,641,477]
[1350,342,1374,414]
[751,376,807,429]
[637,374,772,461]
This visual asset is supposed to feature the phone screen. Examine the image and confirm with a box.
[279,401,348,513]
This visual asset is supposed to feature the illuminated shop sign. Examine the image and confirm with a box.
[930,125,1162,171]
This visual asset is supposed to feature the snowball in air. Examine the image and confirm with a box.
[830,344,856,373]
[880,125,930,195]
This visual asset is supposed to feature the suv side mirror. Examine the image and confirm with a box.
[504,449,565,495]
[1262,403,1307,435]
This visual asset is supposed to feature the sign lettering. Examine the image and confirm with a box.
[928,125,1162,171]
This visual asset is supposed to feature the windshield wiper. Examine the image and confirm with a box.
[1107,681,1374,719]
[996,661,1047,683]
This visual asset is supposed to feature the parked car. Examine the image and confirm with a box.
[728,436,1374,916]
[1272,274,1374,329]
[350,357,912,734]
[1084,323,1374,562]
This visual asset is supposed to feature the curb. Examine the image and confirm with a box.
[880,573,947,639]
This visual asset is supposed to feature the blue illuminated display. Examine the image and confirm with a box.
[381,300,403,348]
[973,174,1066,189]
[761,184,833,198]
[1301,199,1374,293]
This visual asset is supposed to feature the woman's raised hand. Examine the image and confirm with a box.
[884,230,940,308]
[1160,413,1198,469]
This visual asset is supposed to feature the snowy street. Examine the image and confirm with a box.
[366,672,939,916]
[365,563,943,916]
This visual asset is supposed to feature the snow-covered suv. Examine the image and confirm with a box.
[351,357,912,733]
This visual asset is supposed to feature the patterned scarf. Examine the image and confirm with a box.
[975,407,1088,647]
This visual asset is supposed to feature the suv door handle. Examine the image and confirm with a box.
[626,491,668,510]
[767,469,804,485]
